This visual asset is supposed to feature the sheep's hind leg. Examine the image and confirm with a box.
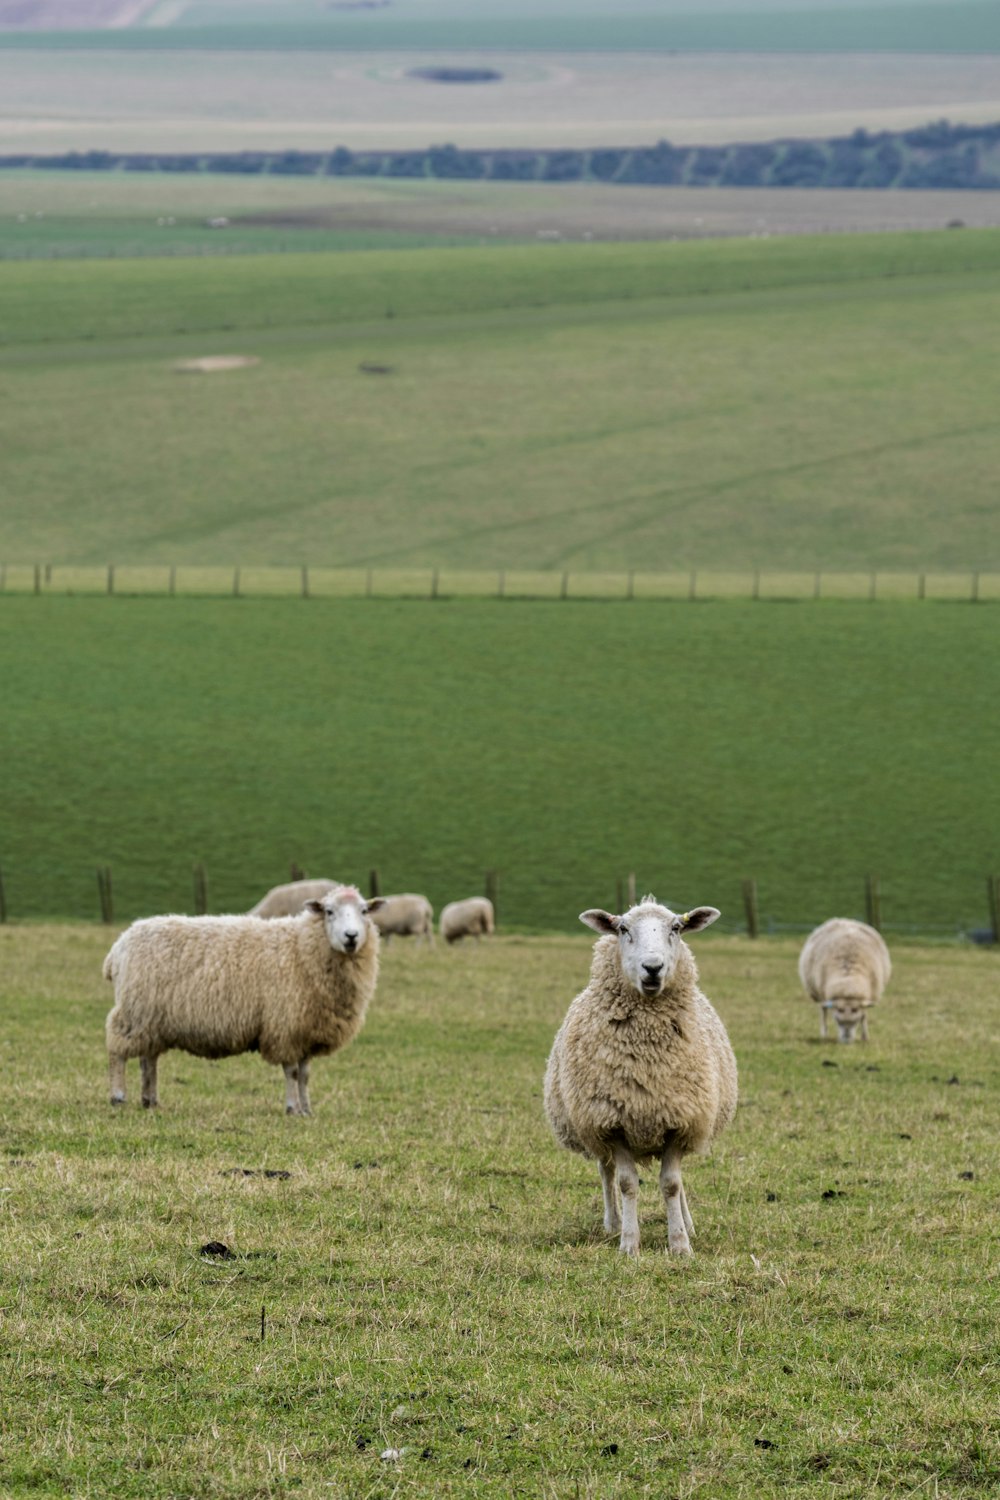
[109,1054,127,1106]
[140,1055,159,1110]
[297,1059,311,1116]
[283,1064,303,1115]
[611,1142,641,1257]
[660,1144,692,1257]
[598,1157,620,1235]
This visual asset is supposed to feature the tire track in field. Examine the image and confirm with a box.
[346,416,998,568]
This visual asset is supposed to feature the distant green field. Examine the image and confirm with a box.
[1,2,998,52]
[1,596,997,936]
[2,231,999,572]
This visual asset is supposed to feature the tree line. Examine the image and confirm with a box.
[3,120,1000,190]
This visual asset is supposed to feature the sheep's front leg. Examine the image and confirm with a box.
[297,1058,311,1116]
[611,1142,641,1257]
[283,1063,303,1115]
[860,1011,869,1042]
[109,1054,127,1106]
[819,1003,829,1039]
[598,1157,620,1235]
[140,1055,159,1109]
[660,1143,692,1256]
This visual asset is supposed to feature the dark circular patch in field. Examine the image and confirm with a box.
[407,67,503,84]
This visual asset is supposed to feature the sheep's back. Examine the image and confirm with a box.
[799,918,891,1005]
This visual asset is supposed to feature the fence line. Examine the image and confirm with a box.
[0,863,996,941]
[0,565,997,603]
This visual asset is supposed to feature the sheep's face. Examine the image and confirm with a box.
[581,898,720,997]
[307,888,385,955]
[831,1000,869,1043]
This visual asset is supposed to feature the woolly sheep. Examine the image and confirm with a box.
[104,885,385,1114]
[249,878,339,918]
[440,896,495,944]
[544,896,737,1257]
[799,917,891,1043]
[371,893,434,945]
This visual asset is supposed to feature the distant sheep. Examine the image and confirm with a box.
[249,879,339,918]
[104,885,385,1113]
[544,896,737,1257]
[371,893,434,945]
[799,917,891,1043]
[440,897,494,944]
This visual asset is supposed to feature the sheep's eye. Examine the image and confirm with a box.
[619,924,630,940]
[672,921,683,934]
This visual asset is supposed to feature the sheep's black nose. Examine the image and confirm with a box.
[344,934,357,951]
[643,962,663,978]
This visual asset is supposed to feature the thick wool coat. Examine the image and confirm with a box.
[104,909,380,1067]
[799,918,891,1006]
[544,934,738,1164]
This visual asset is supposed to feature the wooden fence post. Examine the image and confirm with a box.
[290,862,305,882]
[742,878,759,939]
[561,572,569,600]
[627,872,636,906]
[431,569,439,600]
[34,564,41,595]
[971,571,979,603]
[301,566,309,599]
[627,570,634,600]
[193,863,208,915]
[369,868,381,899]
[97,866,114,924]
[988,874,1000,944]
[864,873,881,932]
[232,567,241,598]
[107,564,115,595]
[169,565,176,596]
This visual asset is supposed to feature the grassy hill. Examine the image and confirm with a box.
[2,230,1000,572]
[1,595,997,935]
[1,924,997,1496]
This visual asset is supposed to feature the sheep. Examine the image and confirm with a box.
[249,878,339,918]
[440,896,494,944]
[798,917,891,1043]
[544,896,737,1257]
[370,892,434,946]
[104,884,385,1114]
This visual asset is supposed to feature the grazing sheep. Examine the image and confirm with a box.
[104,885,385,1113]
[371,893,434,946]
[440,896,495,944]
[248,878,340,918]
[544,896,737,1257]
[799,917,891,1043]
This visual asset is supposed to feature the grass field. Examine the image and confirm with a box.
[1,924,997,1497]
[2,47,999,157]
[1,596,998,935]
[7,174,1000,263]
[2,230,999,572]
[3,1,1000,54]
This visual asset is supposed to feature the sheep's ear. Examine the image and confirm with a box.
[680,906,720,933]
[365,898,386,915]
[304,900,325,915]
[580,909,619,934]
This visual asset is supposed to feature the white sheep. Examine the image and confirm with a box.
[440,896,495,944]
[371,893,434,946]
[544,896,737,1257]
[104,884,385,1114]
[799,917,891,1043]
[249,878,339,918]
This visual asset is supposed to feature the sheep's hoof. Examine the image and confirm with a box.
[668,1237,692,1257]
[619,1239,640,1258]
[141,1098,158,1110]
[109,1095,126,1107]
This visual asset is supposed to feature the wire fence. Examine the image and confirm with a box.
[1,565,998,603]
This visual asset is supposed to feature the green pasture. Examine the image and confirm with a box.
[2,231,1000,572]
[0,925,996,1497]
[2,1,998,53]
[0,596,997,935]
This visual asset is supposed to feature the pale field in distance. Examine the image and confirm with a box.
[2,48,1000,154]
[7,169,1000,243]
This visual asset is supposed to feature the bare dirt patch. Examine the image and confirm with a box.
[174,355,260,373]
